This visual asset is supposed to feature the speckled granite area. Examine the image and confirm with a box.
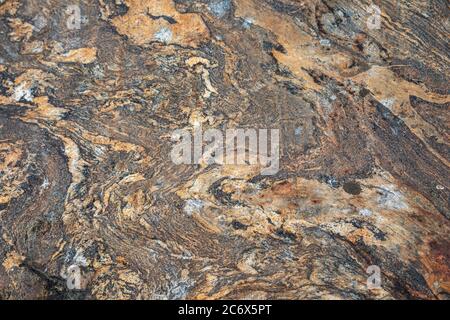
[0,0,449,299]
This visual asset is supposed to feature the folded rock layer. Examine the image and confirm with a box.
[0,0,448,299]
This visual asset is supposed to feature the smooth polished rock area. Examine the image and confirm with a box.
[0,0,448,299]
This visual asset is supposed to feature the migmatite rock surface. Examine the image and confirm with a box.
[0,0,449,299]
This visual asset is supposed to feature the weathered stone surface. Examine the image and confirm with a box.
[0,0,448,299]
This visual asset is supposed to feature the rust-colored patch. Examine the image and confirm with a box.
[0,0,20,16]
[420,240,450,297]
[52,47,98,65]
[111,0,209,47]
[7,18,33,42]
[2,251,25,271]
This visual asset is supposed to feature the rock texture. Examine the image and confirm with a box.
[0,0,449,299]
